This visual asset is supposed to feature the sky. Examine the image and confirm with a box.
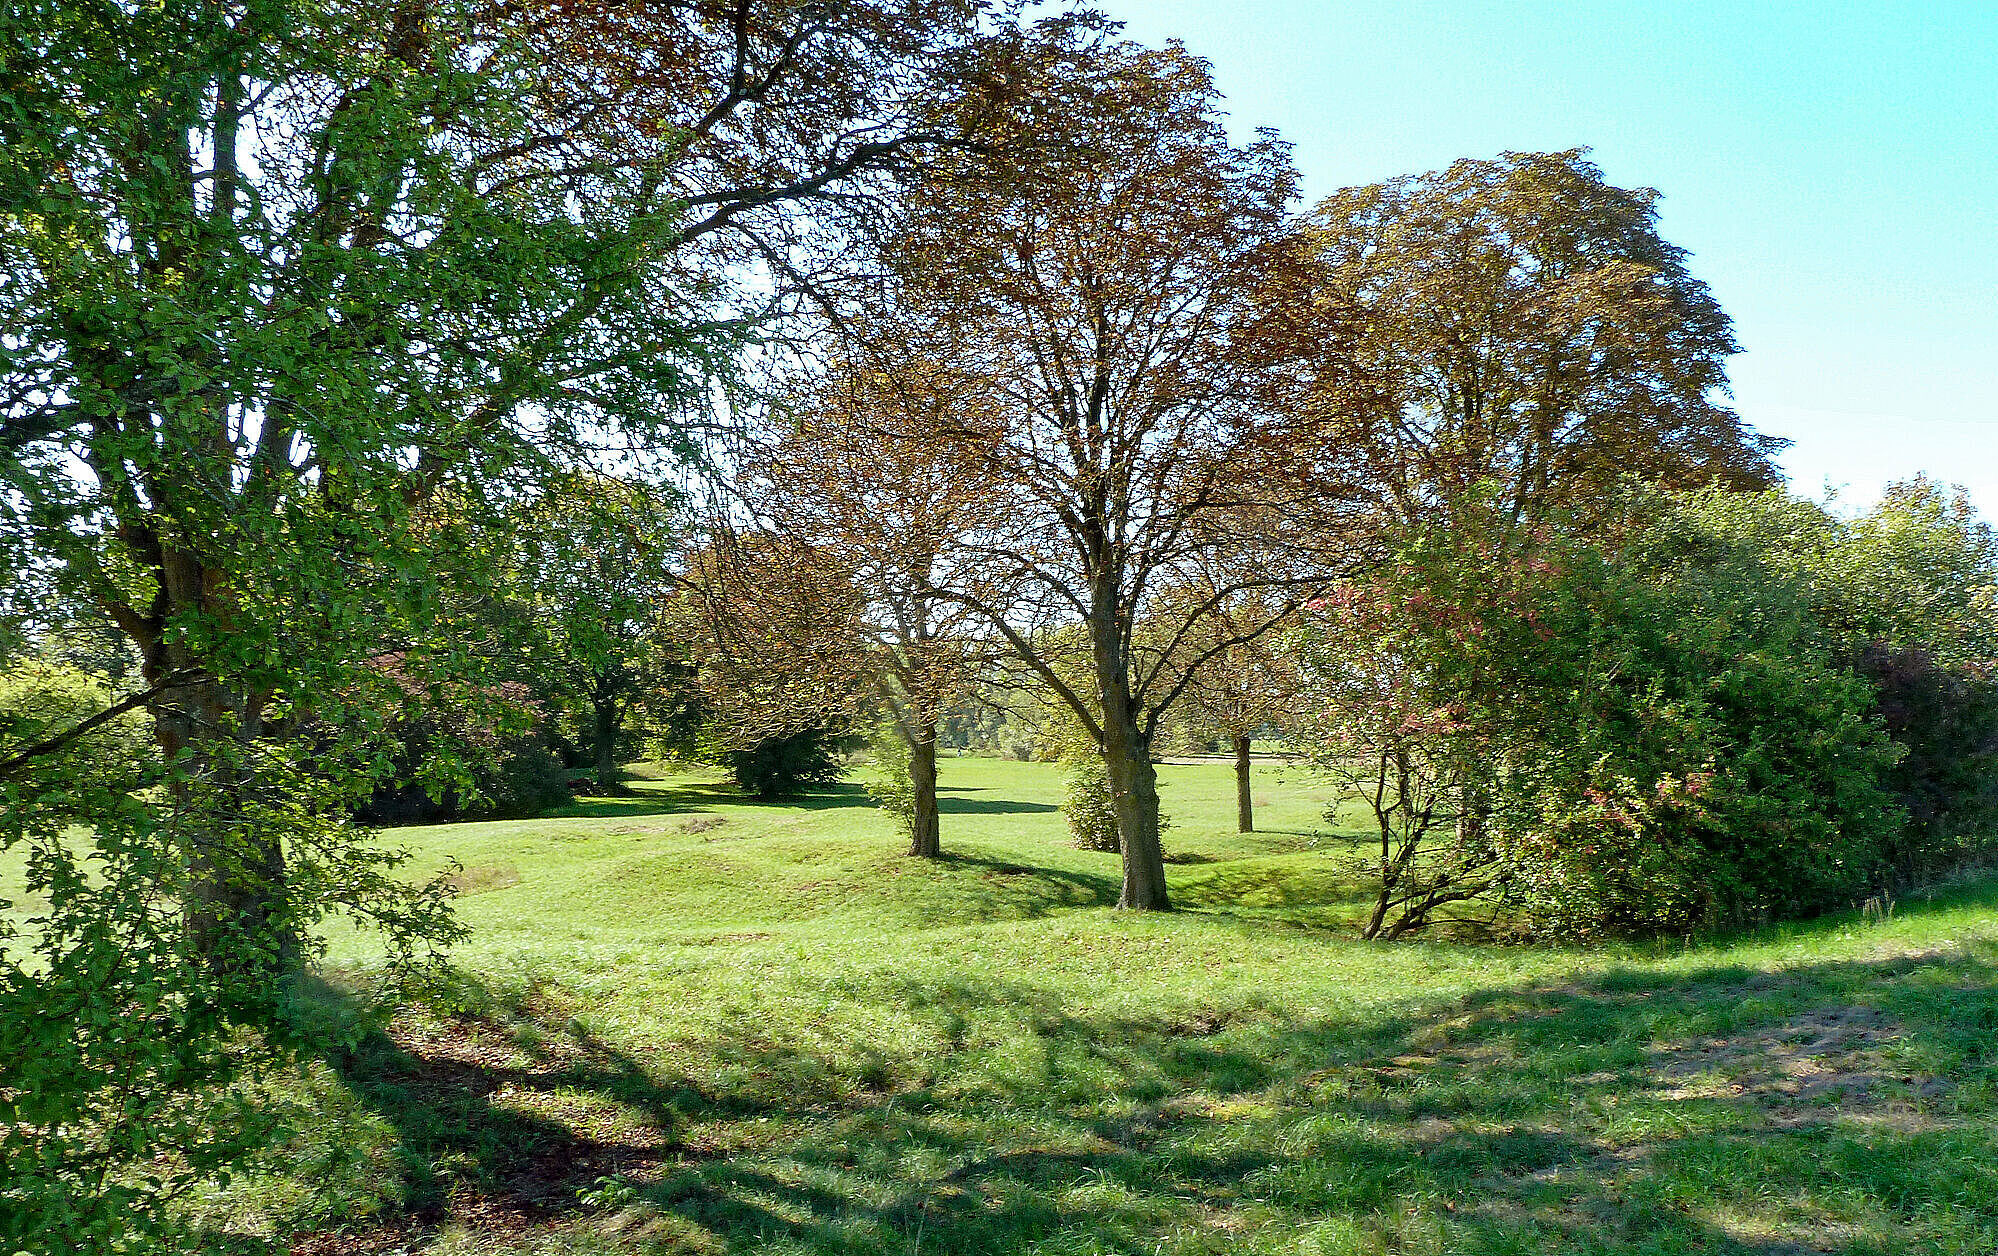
[1099,0,1998,520]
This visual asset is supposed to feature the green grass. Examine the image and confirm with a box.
[154,759,1998,1251]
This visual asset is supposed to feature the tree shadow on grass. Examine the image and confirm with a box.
[546,778,878,821]
[936,794,1060,816]
[285,899,1998,1254]
[936,851,1120,908]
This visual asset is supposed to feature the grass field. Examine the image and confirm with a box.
[178,757,1998,1253]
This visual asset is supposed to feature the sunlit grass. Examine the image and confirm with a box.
[97,758,1998,1252]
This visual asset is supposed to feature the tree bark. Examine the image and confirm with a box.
[1101,711,1168,909]
[592,697,621,792]
[1090,576,1171,910]
[150,671,295,975]
[907,723,940,858]
[1233,734,1254,832]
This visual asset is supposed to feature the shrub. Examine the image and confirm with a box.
[1303,492,1904,941]
[721,725,854,798]
[1062,752,1121,851]
[864,722,918,839]
[0,660,153,781]
[1852,645,1998,884]
[351,656,571,823]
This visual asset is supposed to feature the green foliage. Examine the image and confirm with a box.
[0,733,461,1255]
[719,726,856,799]
[1853,644,1998,883]
[1061,750,1121,852]
[351,657,571,824]
[1305,490,1906,940]
[862,722,918,839]
[0,660,152,781]
[490,476,684,787]
[1684,481,1998,881]
[1492,514,1901,936]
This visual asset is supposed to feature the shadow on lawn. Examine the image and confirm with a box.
[295,905,1998,1254]
[936,793,1060,816]
[549,778,878,821]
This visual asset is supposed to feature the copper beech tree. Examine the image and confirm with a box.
[731,362,1002,856]
[1305,148,1784,536]
[878,31,1378,908]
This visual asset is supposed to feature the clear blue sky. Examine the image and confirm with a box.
[1100,0,1998,519]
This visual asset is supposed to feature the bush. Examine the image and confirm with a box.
[1303,492,1905,941]
[0,660,153,782]
[1062,752,1120,851]
[721,725,854,798]
[863,722,918,839]
[1503,514,1902,937]
[1852,645,1998,884]
[351,656,571,824]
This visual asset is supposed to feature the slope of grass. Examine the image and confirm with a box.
[174,758,1998,1253]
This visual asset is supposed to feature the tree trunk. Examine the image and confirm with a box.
[150,672,295,975]
[1089,577,1170,910]
[908,723,940,858]
[1233,734,1254,832]
[592,698,621,792]
[1099,697,1169,910]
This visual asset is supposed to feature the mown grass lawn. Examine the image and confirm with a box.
[192,757,1998,1254]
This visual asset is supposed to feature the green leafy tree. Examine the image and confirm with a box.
[1,0,1007,958]
[1,1,1006,1245]
[497,474,683,792]
[719,724,856,799]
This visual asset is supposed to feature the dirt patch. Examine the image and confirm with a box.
[1645,1004,1949,1126]
[679,815,729,836]
[687,931,774,946]
[445,863,521,895]
[319,1013,684,1242]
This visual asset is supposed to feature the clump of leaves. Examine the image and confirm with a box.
[0,729,461,1254]
[720,725,856,799]
[864,721,919,840]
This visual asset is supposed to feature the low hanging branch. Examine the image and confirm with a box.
[0,669,201,781]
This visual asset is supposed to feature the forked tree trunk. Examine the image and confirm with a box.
[1233,734,1254,833]
[907,725,940,858]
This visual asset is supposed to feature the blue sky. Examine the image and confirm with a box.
[1100,0,1998,519]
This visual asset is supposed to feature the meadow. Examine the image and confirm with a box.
[200,758,1998,1254]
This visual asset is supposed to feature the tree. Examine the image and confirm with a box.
[744,359,1000,855]
[881,29,1375,908]
[498,474,682,792]
[1306,149,1784,536]
[1167,587,1304,832]
[1,2,1011,1242]
[1,0,1005,966]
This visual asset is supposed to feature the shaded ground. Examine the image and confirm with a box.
[264,936,1998,1255]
